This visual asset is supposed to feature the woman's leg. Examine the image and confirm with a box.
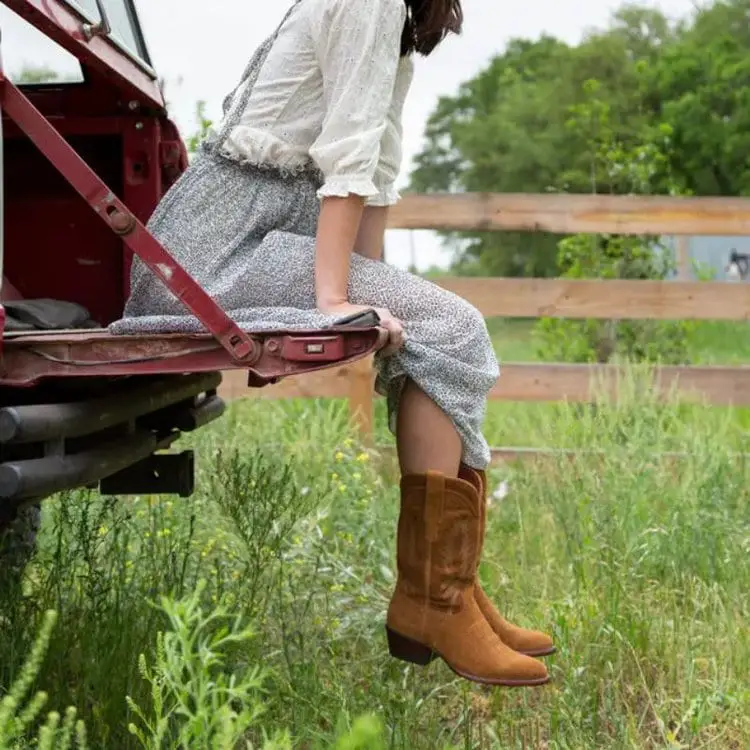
[396,379,462,477]
[120,221,552,685]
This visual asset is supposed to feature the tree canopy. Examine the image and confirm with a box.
[409,0,750,277]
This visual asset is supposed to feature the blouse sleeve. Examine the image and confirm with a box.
[308,0,406,201]
[368,56,414,206]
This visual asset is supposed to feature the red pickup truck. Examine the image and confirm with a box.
[0,0,381,579]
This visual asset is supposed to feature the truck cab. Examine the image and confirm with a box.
[0,0,382,576]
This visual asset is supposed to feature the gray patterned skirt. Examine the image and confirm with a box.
[111,153,499,468]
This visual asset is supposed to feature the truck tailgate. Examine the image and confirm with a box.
[0,326,385,386]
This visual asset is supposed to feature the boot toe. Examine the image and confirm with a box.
[510,651,549,682]
[490,647,550,686]
[474,586,555,656]
[512,629,556,657]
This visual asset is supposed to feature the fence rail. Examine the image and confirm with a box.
[221,363,750,406]
[429,277,750,320]
[387,193,750,235]
[220,192,750,462]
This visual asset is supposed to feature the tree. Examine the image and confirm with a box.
[15,66,60,84]
[409,8,670,277]
[184,101,213,156]
[533,86,694,364]
[409,1,750,277]
[645,0,750,195]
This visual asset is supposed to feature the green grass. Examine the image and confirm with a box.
[483,317,750,452]
[486,318,539,362]
[488,318,750,366]
[1,389,748,748]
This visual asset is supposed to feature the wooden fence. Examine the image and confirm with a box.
[219,193,750,461]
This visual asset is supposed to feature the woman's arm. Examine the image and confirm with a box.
[316,202,388,310]
[315,195,365,309]
[354,206,389,261]
[315,196,404,356]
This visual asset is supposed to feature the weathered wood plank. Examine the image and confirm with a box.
[387,193,750,236]
[435,277,750,320]
[493,363,750,405]
[348,358,376,438]
[219,366,350,401]
[376,444,750,467]
[221,362,750,407]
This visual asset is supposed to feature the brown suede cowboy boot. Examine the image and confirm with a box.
[386,472,549,687]
[459,465,556,658]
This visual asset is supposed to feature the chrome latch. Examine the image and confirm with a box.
[82,0,112,41]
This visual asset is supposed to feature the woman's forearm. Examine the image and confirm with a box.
[315,195,366,309]
[355,206,389,261]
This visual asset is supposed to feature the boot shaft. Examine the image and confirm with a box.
[396,472,481,612]
[458,465,487,563]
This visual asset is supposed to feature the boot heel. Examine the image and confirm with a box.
[386,627,436,666]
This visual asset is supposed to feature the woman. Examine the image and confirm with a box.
[115,0,554,687]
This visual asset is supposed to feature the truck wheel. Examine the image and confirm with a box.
[0,503,41,595]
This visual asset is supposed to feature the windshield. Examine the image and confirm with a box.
[0,1,152,85]
[0,6,84,84]
[67,0,151,66]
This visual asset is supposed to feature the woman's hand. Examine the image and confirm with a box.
[319,301,405,356]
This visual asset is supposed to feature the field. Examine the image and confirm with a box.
[0,320,749,748]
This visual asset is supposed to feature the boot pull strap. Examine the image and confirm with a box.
[424,472,445,543]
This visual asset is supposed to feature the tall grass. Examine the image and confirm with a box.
[0,387,748,748]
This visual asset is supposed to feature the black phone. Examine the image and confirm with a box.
[330,309,381,328]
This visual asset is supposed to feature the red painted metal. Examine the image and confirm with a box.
[0,327,385,385]
[1,279,23,301]
[122,117,162,298]
[4,130,126,324]
[0,58,6,349]
[2,0,163,110]
[2,117,124,138]
[0,79,259,363]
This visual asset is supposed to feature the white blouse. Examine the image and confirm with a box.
[219,0,413,206]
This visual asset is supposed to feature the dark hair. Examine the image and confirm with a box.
[401,0,463,57]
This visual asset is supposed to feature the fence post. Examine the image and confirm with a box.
[348,357,375,440]
[676,235,691,280]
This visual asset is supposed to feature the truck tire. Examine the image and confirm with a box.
[0,503,41,593]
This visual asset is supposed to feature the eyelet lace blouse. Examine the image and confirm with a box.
[218,0,414,206]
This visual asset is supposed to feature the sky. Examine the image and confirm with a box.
[2,0,698,269]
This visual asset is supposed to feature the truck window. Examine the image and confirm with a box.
[69,0,151,65]
[0,7,84,84]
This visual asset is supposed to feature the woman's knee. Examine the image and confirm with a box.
[451,296,490,340]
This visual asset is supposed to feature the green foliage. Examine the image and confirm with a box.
[533,233,694,364]
[411,1,750,277]
[15,67,60,85]
[185,101,213,155]
[0,396,748,747]
[646,0,750,195]
[126,581,281,749]
[0,611,87,749]
[533,81,695,364]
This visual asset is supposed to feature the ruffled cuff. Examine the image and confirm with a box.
[366,184,401,207]
[317,176,380,201]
